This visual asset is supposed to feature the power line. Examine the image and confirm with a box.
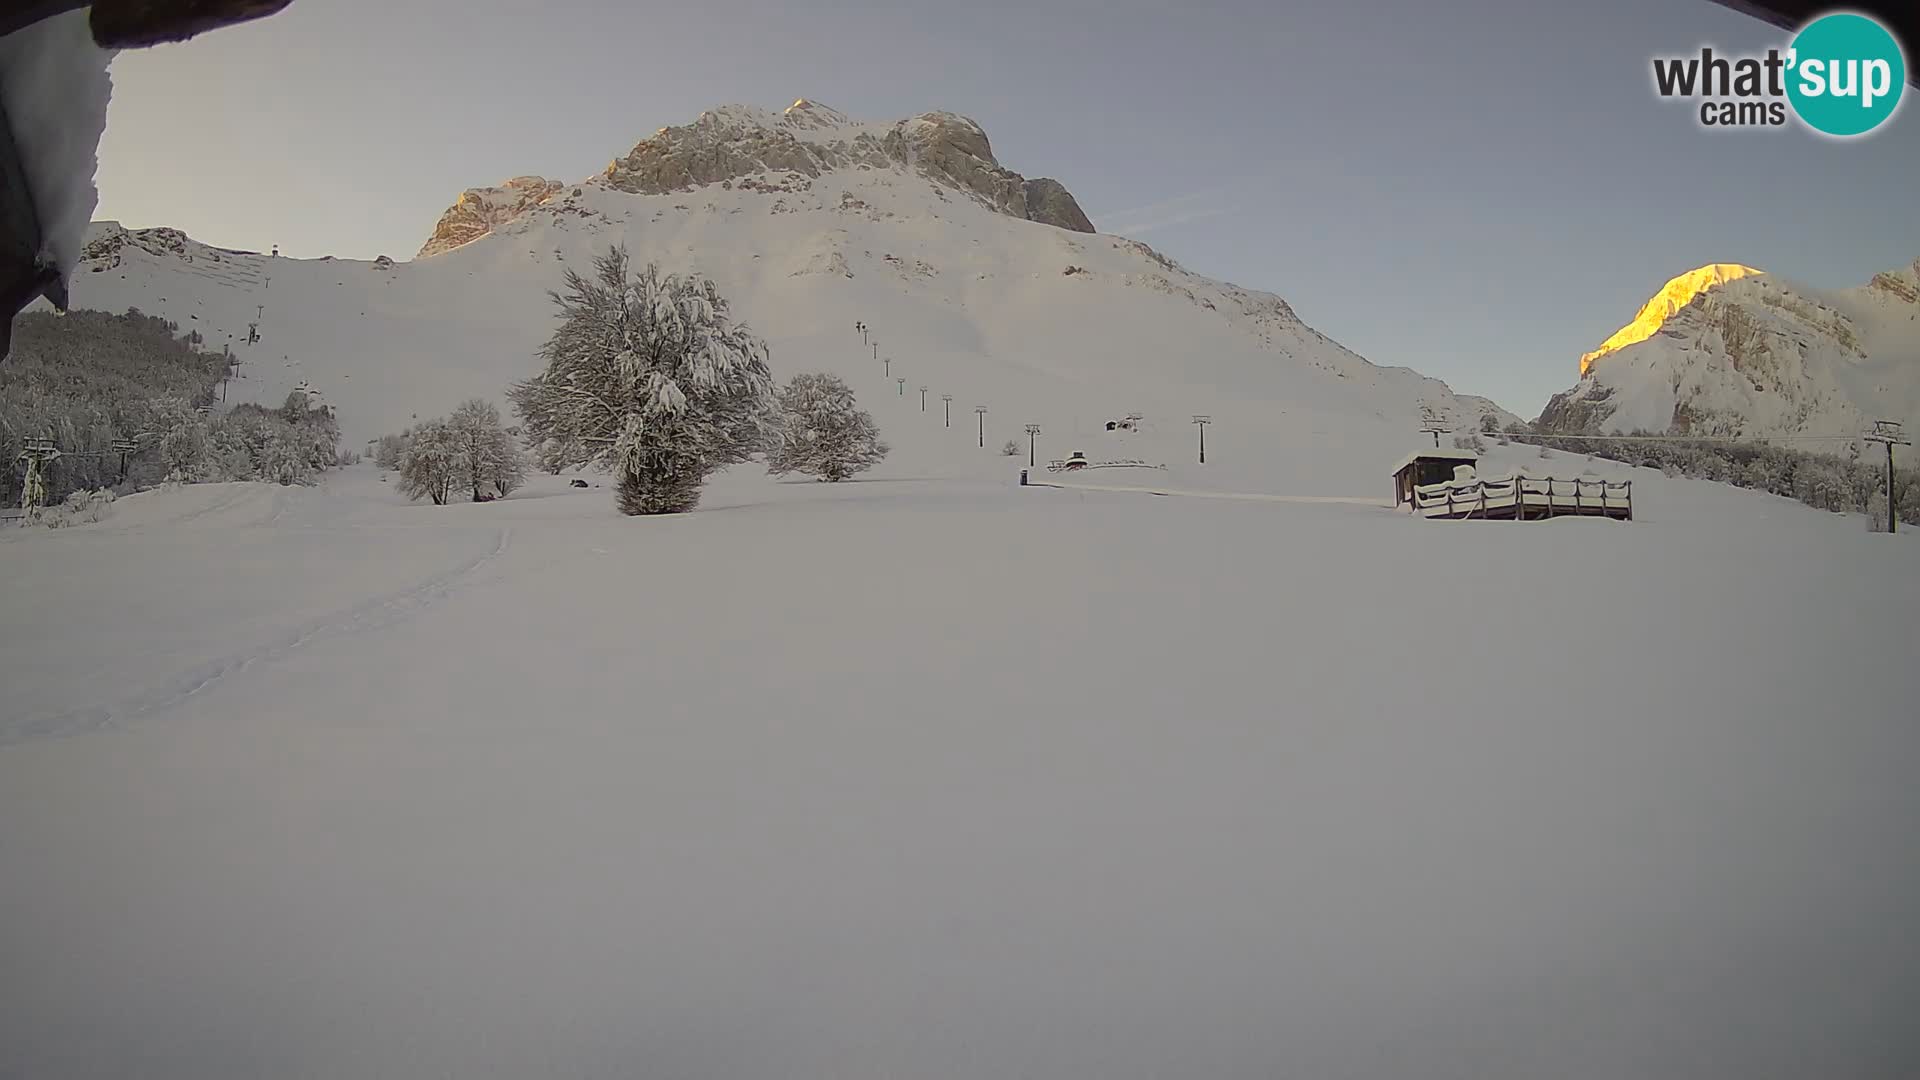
[1495,430,1867,445]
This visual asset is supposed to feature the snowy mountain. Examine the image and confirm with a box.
[1539,259,1920,442]
[60,100,1516,495]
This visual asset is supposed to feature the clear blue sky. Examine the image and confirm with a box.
[94,0,1920,417]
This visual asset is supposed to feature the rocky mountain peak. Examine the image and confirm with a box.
[1537,257,1920,442]
[416,176,566,259]
[596,101,1094,232]
[414,103,1096,259]
[1579,263,1763,376]
[781,98,850,130]
[1867,258,1920,305]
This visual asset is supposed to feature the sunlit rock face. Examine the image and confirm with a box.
[1579,264,1762,377]
[597,101,1095,233]
[417,177,565,258]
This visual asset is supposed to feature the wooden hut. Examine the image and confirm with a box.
[1391,449,1479,508]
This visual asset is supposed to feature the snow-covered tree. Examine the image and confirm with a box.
[153,396,211,482]
[509,246,778,515]
[765,372,889,482]
[397,420,461,505]
[447,398,525,500]
[532,436,582,475]
[373,432,406,471]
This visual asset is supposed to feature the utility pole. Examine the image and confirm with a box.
[976,406,988,448]
[897,377,905,396]
[1192,415,1211,464]
[111,439,138,484]
[1420,412,1451,449]
[872,341,878,363]
[856,321,867,345]
[1865,420,1910,534]
[942,394,953,428]
[884,356,891,378]
[1025,424,1042,466]
[919,386,928,412]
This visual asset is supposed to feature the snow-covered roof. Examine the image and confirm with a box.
[1389,448,1478,475]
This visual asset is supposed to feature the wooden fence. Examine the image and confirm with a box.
[1413,474,1632,521]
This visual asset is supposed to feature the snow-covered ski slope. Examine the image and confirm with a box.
[63,103,1516,497]
[3,459,1917,1079]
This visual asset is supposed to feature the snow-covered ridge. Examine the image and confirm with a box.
[1538,258,1920,442]
[414,100,1095,259]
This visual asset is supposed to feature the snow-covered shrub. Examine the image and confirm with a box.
[1001,440,1021,457]
[37,488,115,528]
[1452,434,1488,453]
[765,372,888,482]
[509,246,777,515]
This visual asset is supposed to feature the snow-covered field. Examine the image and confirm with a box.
[10,98,1918,1080]
[4,456,1917,1079]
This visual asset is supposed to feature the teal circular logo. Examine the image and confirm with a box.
[1786,13,1906,136]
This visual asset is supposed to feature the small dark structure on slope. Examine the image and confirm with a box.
[1391,449,1479,508]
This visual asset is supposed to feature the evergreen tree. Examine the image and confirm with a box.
[509,247,777,515]
[766,372,889,482]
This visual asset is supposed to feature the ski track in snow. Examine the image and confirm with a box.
[98,482,269,534]
[0,526,512,746]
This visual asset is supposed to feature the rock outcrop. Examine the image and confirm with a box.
[416,176,564,259]
[600,101,1095,234]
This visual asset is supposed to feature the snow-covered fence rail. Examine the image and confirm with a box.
[1045,459,1164,473]
[1413,474,1632,521]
